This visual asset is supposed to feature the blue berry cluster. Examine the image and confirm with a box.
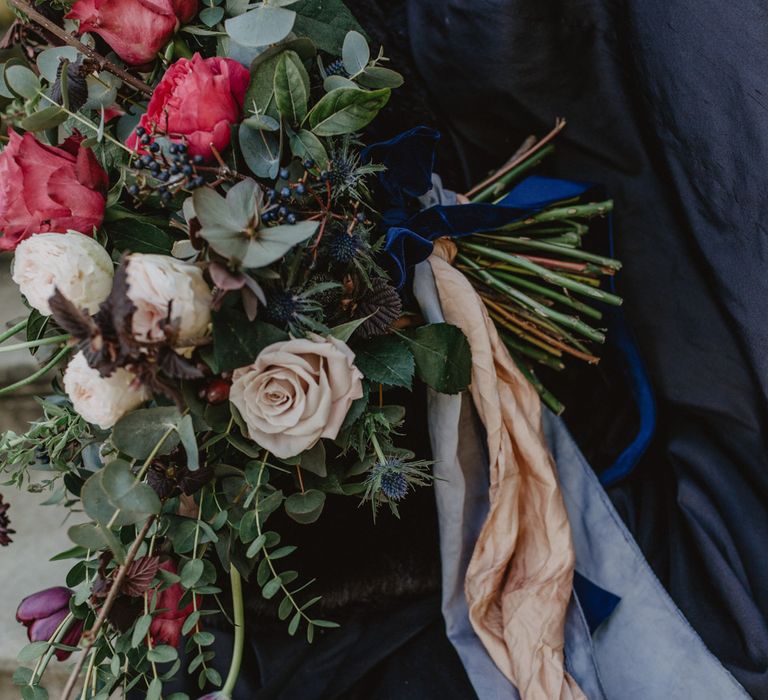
[128,127,206,203]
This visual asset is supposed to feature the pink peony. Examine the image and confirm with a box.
[67,0,198,66]
[0,131,107,251]
[126,54,250,161]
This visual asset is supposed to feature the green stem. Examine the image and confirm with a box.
[0,319,28,344]
[29,612,75,686]
[369,433,388,465]
[458,256,606,343]
[470,145,555,203]
[497,200,614,230]
[221,565,244,697]
[0,346,71,396]
[476,236,622,270]
[0,334,70,353]
[511,356,565,415]
[459,243,622,306]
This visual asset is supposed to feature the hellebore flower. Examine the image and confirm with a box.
[16,587,84,660]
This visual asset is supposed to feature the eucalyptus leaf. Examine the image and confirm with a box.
[307,87,390,137]
[176,414,199,471]
[299,440,326,477]
[243,114,280,131]
[225,6,296,48]
[36,46,79,83]
[200,5,224,26]
[81,460,161,526]
[84,72,120,110]
[180,559,204,588]
[21,106,67,132]
[112,407,182,460]
[323,75,358,92]
[284,489,325,524]
[290,0,364,54]
[67,522,108,549]
[238,123,281,179]
[342,31,369,75]
[5,65,40,99]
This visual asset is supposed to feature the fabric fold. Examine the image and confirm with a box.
[426,240,584,700]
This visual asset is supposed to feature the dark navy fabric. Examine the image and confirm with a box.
[406,1,768,694]
[572,571,622,634]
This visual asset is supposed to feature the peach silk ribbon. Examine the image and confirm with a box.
[428,240,585,700]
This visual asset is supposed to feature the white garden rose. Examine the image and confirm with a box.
[125,254,212,345]
[230,335,364,459]
[11,231,113,315]
[63,351,149,429]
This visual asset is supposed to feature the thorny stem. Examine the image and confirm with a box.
[59,516,156,700]
[6,0,153,96]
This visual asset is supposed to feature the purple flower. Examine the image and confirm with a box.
[16,587,84,660]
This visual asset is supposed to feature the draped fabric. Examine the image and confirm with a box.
[428,240,585,700]
[406,2,768,694]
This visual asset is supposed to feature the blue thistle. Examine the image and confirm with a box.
[327,232,363,263]
[325,59,347,77]
[379,470,409,501]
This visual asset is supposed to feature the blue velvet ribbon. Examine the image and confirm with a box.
[573,571,622,634]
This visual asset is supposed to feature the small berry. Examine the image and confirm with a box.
[169,143,179,154]
[205,378,230,404]
[182,164,193,176]
[193,154,205,165]
[261,212,272,223]
[286,213,297,225]
[157,171,170,182]
[280,186,291,199]
[127,184,139,196]
[132,158,143,169]
[136,126,146,137]
[303,159,315,169]
[149,162,160,174]
[192,176,206,188]
[265,188,275,201]
[140,134,151,145]
[140,154,153,167]
[356,212,366,223]
[169,164,180,175]
[319,170,329,181]
[278,206,288,217]
[177,143,188,153]
[295,183,306,195]
[279,167,290,180]
[149,142,160,153]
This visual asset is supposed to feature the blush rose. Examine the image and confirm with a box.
[126,54,250,161]
[0,131,107,251]
[230,335,364,459]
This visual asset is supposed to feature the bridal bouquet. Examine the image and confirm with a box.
[0,1,619,698]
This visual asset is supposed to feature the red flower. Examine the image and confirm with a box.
[16,587,84,661]
[0,131,107,251]
[149,561,196,648]
[67,0,198,67]
[126,54,250,161]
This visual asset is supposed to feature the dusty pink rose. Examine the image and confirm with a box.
[230,335,364,459]
[0,131,107,251]
[126,54,250,160]
[67,0,198,66]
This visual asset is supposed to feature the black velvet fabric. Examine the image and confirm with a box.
[404,1,768,695]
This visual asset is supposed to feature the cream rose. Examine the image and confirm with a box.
[63,351,150,429]
[126,254,212,345]
[11,231,113,315]
[230,335,364,459]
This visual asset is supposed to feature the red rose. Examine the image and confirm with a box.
[126,54,250,161]
[149,561,197,648]
[0,130,107,251]
[67,0,198,66]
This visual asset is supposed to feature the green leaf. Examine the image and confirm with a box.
[278,596,293,620]
[81,460,161,526]
[240,511,259,543]
[112,407,182,460]
[205,666,222,687]
[132,614,153,647]
[299,440,326,477]
[288,128,328,167]
[357,66,404,89]
[287,610,301,636]
[146,679,162,700]
[147,645,178,664]
[199,5,224,26]
[67,523,107,551]
[342,30,369,75]
[400,324,472,394]
[291,0,364,54]
[352,335,414,389]
[274,51,309,124]
[262,576,283,599]
[36,46,79,82]
[238,123,280,179]
[21,106,67,132]
[109,219,174,255]
[17,642,49,663]
[176,414,199,471]
[246,532,267,557]
[5,64,40,98]
[323,75,357,92]
[284,489,326,524]
[212,306,288,372]
[328,315,370,342]
[225,6,296,47]
[244,114,280,131]
[21,686,48,700]
[181,559,204,588]
[307,87,390,137]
